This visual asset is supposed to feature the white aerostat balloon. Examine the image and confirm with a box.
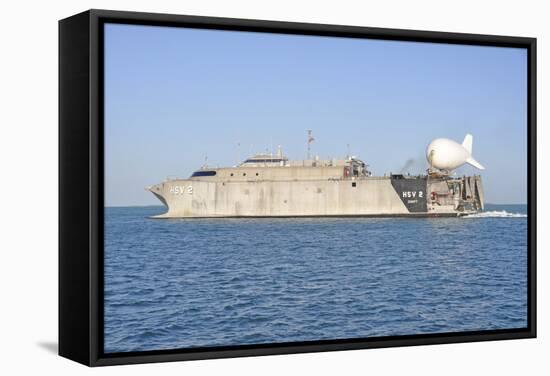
[426,134,485,171]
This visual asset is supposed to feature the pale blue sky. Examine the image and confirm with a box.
[104,23,527,206]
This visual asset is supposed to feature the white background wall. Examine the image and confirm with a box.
[0,0,547,374]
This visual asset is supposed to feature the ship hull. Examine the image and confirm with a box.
[147,175,484,218]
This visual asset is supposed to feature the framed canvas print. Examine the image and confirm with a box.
[59,9,536,366]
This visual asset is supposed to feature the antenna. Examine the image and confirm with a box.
[346,144,350,158]
[307,130,314,159]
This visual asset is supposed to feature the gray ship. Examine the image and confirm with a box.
[147,134,484,218]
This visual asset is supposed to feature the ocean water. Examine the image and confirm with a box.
[104,204,528,353]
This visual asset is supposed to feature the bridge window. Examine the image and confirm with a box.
[244,158,283,163]
[191,170,216,177]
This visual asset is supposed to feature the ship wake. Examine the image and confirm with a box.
[464,210,527,218]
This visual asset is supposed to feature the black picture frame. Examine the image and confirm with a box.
[59,9,537,367]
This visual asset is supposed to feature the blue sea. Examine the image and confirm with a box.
[104,204,528,353]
